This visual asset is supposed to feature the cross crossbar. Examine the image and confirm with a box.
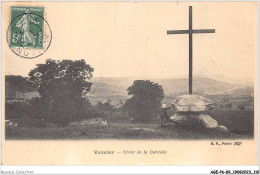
[167,29,215,34]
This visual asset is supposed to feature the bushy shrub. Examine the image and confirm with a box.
[5,101,30,120]
[29,97,96,126]
[124,80,164,123]
[93,101,115,120]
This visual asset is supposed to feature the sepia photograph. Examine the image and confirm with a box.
[1,1,258,166]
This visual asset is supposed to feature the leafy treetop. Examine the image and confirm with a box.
[28,59,94,98]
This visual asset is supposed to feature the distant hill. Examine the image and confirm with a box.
[88,77,253,105]
[200,74,254,86]
[90,76,252,95]
[5,75,253,106]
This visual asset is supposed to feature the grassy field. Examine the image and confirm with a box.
[166,109,254,135]
[6,122,252,140]
[205,109,254,135]
[5,107,254,140]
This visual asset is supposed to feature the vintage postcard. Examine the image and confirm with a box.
[1,1,258,165]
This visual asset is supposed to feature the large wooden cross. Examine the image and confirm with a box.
[167,6,215,94]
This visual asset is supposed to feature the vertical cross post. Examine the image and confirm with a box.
[167,6,215,94]
[189,6,192,94]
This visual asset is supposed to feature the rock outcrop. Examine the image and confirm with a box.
[169,94,229,133]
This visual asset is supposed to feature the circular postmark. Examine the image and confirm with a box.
[7,12,52,59]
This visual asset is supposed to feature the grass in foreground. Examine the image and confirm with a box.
[5,122,252,140]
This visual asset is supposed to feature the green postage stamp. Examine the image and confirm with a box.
[7,6,52,59]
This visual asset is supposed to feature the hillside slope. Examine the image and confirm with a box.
[5,75,253,106]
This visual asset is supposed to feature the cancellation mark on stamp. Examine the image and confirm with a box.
[7,6,52,59]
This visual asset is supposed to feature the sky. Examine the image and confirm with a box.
[2,2,258,81]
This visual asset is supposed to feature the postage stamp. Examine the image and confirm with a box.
[7,6,52,59]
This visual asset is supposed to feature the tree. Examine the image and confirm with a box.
[95,101,114,120]
[5,75,35,93]
[124,80,164,122]
[28,59,94,125]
